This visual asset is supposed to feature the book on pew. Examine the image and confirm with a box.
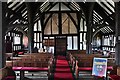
[92,57,107,77]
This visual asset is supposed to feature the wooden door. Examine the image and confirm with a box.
[55,37,67,56]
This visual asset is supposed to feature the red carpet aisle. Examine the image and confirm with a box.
[54,56,74,80]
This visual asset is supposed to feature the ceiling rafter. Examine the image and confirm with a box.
[10,2,19,10]
[107,1,115,9]
[93,12,102,20]
[92,23,108,38]
[14,3,25,12]
[5,2,28,24]
[25,2,43,24]
[41,2,54,12]
[94,3,115,27]
[7,2,12,6]
[4,2,116,35]
[34,2,58,23]
[45,2,58,12]
[41,3,50,12]
[101,2,114,14]
[70,1,80,11]
[8,7,27,22]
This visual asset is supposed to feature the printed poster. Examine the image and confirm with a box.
[92,57,107,77]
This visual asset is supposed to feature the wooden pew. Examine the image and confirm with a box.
[108,65,120,80]
[67,52,114,79]
[6,52,54,80]
[67,50,86,54]
[0,66,16,80]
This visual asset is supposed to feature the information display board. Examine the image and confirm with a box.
[92,57,107,77]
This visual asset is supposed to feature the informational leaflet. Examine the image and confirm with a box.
[92,57,107,77]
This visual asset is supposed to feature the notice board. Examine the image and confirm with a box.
[92,57,107,77]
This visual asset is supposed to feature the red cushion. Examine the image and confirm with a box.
[79,67,92,71]
[109,75,120,80]
[12,67,48,71]
[12,67,22,71]
[18,52,24,55]
[78,66,113,71]
[4,76,15,79]
[21,67,48,71]
[107,66,113,71]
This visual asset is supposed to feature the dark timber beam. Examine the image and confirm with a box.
[34,2,57,23]
[46,2,58,12]
[41,14,45,48]
[7,7,27,22]
[94,3,115,30]
[1,2,8,68]
[66,13,78,29]
[87,3,95,54]
[43,11,79,13]
[115,2,120,66]
[42,2,54,12]
[77,2,86,16]
[92,23,107,39]
[10,2,19,9]
[26,2,36,53]
[43,13,53,30]
[6,24,27,36]
[58,2,62,34]
[78,2,92,54]
[14,3,25,12]
[77,11,82,50]
[78,2,95,54]
[25,2,43,53]
[101,2,114,14]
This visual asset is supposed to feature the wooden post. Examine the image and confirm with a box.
[75,60,78,79]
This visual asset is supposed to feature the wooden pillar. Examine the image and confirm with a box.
[84,3,95,54]
[58,2,62,34]
[0,2,7,68]
[100,34,102,50]
[26,3,35,53]
[0,2,4,68]
[27,18,34,53]
[115,2,120,65]
[77,12,82,50]
[86,20,93,54]
[41,13,45,48]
